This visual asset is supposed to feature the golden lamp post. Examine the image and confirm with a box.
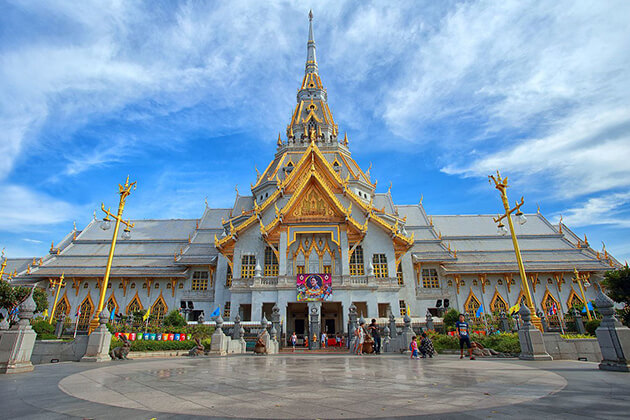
[48,273,65,324]
[488,171,543,331]
[573,268,593,321]
[88,176,136,333]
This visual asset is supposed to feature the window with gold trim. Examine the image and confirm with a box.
[422,268,440,289]
[397,264,404,285]
[224,301,231,318]
[77,298,93,331]
[151,298,167,325]
[323,265,331,274]
[349,246,364,276]
[226,266,232,287]
[399,300,407,316]
[264,247,279,277]
[372,254,388,278]
[297,265,305,274]
[191,271,209,291]
[241,255,256,278]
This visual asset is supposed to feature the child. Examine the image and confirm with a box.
[410,336,419,359]
[291,332,297,352]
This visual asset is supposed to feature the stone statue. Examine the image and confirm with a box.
[197,311,205,324]
[254,329,268,354]
[109,335,131,360]
[188,337,205,357]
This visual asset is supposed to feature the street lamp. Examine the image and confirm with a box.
[488,170,543,331]
[48,272,65,324]
[88,175,136,333]
[573,268,593,321]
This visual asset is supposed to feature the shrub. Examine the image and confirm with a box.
[31,319,55,339]
[428,331,520,354]
[585,319,601,335]
[162,310,187,328]
[561,334,593,339]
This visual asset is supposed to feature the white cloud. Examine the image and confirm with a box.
[552,192,630,229]
[0,185,81,232]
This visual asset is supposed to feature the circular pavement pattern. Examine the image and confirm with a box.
[59,355,567,419]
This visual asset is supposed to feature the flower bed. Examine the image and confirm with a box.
[110,337,211,352]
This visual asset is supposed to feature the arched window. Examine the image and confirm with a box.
[54,294,70,321]
[464,292,481,317]
[151,295,168,325]
[77,295,94,331]
[126,294,143,315]
[490,291,508,313]
[264,247,279,276]
[349,246,365,276]
[106,295,118,315]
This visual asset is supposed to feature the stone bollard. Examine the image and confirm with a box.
[388,312,398,338]
[537,311,549,333]
[399,312,414,353]
[574,309,586,335]
[0,289,38,374]
[229,314,246,354]
[594,287,630,372]
[81,308,112,362]
[55,315,65,338]
[232,314,242,340]
[382,325,391,353]
[425,310,434,331]
[210,315,230,355]
[517,304,552,361]
[500,311,510,333]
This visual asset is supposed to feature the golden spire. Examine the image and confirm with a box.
[343,132,348,147]
[50,241,54,252]
[255,165,260,179]
[277,132,282,147]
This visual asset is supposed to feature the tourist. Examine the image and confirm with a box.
[321,331,327,348]
[410,336,419,359]
[304,336,309,348]
[368,318,381,354]
[355,321,366,355]
[455,314,475,360]
[419,332,435,358]
[291,332,297,352]
[335,333,341,347]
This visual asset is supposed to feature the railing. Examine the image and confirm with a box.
[230,275,403,290]
[180,290,215,301]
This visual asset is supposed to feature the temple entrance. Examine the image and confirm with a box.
[321,302,342,336]
[287,302,309,343]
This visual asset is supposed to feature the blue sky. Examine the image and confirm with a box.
[1,0,629,262]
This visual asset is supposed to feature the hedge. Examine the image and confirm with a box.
[428,332,520,354]
[109,337,212,352]
[31,319,55,339]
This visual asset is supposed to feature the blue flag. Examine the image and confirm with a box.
[110,311,115,320]
[475,304,484,318]
[582,302,594,313]
[210,306,221,318]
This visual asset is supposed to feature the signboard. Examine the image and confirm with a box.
[297,273,332,301]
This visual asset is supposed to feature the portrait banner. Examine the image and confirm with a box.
[297,273,332,301]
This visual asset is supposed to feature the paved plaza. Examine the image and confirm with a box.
[0,354,628,419]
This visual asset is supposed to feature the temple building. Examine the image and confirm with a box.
[6,13,620,336]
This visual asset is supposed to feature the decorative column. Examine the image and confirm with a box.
[0,290,38,374]
[210,315,229,355]
[81,308,112,362]
[347,303,357,351]
[517,304,552,361]
[271,303,281,348]
[594,287,630,372]
[399,312,414,353]
[308,302,321,350]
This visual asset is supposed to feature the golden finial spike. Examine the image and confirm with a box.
[343,132,348,147]
[255,165,260,179]
[536,203,541,214]
[388,181,392,194]
[235,185,239,196]
[50,241,54,252]
[558,215,563,234]
[277,132,282,146]
[419,194,423,206]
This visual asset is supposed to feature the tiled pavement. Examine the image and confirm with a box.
[0,354,628,419]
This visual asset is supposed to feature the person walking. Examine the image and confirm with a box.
[368,318,381,354]
[321,331,327,348]
[410,336,419,359]
[455,314,475,360]
[291,332,297,352]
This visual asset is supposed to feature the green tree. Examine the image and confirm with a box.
[162,310,187,328]
[0,281,48,314]
[602,265,630,326]
[443,309,460,329]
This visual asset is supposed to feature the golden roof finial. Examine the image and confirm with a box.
[387,181,392,194]
[289,125,294,138]
[558,215,563,234]
[277,132,282,147]
[50,241,54,252]
[255,165,260,179]
[419,194,423,206]
[234,185,239,196]
[343,132,348,147]
[537,203,541,214]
